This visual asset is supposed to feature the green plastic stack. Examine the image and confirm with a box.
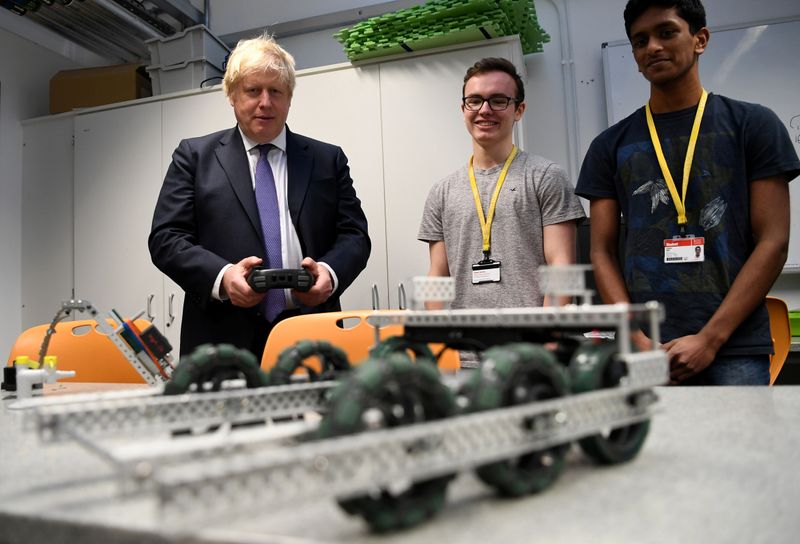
[334,0,550,62]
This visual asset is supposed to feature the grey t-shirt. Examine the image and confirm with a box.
[418,150,585,310]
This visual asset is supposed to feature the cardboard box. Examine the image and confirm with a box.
[49,63,152,114]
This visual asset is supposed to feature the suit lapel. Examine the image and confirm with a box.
[286,127,312,231]
[215,128,263,243]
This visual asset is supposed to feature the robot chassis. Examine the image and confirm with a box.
[18,275,669,534]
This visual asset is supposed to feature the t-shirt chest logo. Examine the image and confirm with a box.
[699,196,727,230]
[632,178,669,213]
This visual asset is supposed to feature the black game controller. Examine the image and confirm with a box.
[247,267,315,293]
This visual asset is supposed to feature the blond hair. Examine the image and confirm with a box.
[223,32,296,97]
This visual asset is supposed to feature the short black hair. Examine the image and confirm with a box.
[623,0,707,39]
[462,57,525,104]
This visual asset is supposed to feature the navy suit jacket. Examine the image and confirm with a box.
[149,126,370,356]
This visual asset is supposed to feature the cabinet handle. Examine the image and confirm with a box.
[146,294,155,322]
[371,284,380,310]
[397,283,407,310]
[168,293,175,326]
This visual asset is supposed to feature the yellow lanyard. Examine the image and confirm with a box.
[468,145,518,257]
[645,89,708,226]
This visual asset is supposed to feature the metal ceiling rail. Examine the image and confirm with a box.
[6,0,204,63]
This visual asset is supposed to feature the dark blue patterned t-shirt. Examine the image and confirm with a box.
[576,94,800,355]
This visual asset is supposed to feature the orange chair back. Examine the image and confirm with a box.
[260,310,459,373]
[6,318,152,383]
[765,296,791,386]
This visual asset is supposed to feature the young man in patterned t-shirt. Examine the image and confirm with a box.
[576,0,799,384]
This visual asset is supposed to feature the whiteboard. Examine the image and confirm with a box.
[602,17,800,270]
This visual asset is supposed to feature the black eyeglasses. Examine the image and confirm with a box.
[462,95,521,111]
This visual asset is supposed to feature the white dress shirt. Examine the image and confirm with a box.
[212,125,338,306]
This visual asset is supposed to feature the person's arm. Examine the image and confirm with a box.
[665,176,790,382]
[589,199,626,303]
[149,139,246,307]
[427,241,450,276]
[534,159,585,306]
[589,198,654,351]
[307,146,370,301]
[425,241,450,309]
[542,221,577,306]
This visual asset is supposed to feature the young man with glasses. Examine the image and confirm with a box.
[418,58,584,338]
[575,0,799,384]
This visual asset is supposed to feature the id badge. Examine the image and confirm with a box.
[472,260,501,284]
[663,236,705,263]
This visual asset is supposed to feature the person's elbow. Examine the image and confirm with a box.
[760,230,790,267]
[355,231,371,268]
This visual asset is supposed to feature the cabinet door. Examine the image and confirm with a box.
[73,102,164,325]
[287,66,386,311]
[379,40,524,308]
[21,115,75,328]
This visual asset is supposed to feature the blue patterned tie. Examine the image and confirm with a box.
[254,144,284,321]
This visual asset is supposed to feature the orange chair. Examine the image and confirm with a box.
[260,310,460,373]
[765,296,791,386]
[6,318,152,383]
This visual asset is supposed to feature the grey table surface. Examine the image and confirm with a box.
[1,386,799,544]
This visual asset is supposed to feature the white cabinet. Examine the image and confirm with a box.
[73,102,166,333]
[21,115,75,328]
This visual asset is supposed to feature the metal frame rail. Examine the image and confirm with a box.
[29,381,335,442]
[28,303,662,443]
[367,301,664,355]
[95,311,164,386]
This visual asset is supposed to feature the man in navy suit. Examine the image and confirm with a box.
[149,33,370,358]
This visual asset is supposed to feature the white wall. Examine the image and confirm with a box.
[206,0,416,37]
[206,0,427,70]
[0,27,78,360]
[277,28,351,70]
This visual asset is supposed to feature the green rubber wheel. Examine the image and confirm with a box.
[164,343,270,395]
[368,336,437,365]
[569,342,651,464]
[316,352,456,532]
[266,340,350,385]
[462,343,571,497]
